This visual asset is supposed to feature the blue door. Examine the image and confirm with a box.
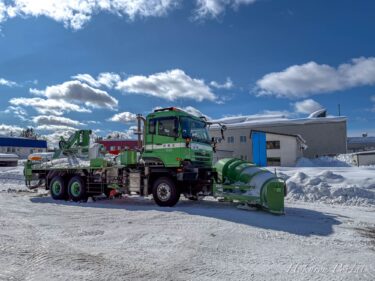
[252,132,267,166]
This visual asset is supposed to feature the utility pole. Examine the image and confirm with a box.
[338,104,341,116]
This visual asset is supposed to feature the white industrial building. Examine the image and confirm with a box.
[209,110,347,166]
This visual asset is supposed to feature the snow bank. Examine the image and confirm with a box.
[0,163,27,191]
[296,155,353,167]
[276,167,375,207]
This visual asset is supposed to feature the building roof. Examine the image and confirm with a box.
[210,115,347,130]
[250,130,307,144]
[0,136,47,148]
[353,150,375,156]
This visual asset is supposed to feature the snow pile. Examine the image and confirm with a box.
[0,164,26,191]
[296,156,352,167]
[277,168,375,206]
[38,157,90,169]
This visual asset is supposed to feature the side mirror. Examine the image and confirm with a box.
[220,125,227,140]
[211,137,217,153]
[182,130,192,139]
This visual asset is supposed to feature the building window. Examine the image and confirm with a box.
[7,147,11,152]
[267,157,281,166]
[30,149,33,154]
[240,136,247,143]
[266,141,280,150]
[227,136,235,143]
[11,148,15,153]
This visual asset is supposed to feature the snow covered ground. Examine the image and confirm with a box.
[0,163,374,280]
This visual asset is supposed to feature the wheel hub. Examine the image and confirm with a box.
[52,182,61,195]
[157,183,171,202]
[71,182,81,196]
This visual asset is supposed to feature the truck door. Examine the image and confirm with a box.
[152,117,181,167]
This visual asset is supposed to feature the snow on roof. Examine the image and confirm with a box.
[308,108,327,118]
[352,150,375,156]
[210,115,346,130]
[0,153,19,159]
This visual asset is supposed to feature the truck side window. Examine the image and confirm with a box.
[158,118,178,137]
[149,119,156,134]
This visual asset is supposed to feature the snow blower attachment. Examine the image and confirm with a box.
[213,158,286,214]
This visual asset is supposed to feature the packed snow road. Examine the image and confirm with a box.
[0,191,374,281]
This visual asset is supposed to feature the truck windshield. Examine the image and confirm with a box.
[181,117,210,144]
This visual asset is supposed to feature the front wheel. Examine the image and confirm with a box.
[152,177,180,207]
[68,176,87,202]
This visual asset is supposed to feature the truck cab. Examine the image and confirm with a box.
[141,107,215,204]
[142,107,213,168]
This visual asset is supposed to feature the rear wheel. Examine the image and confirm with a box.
[49,176,67,200]
[68,176,87,202]
[152,177,180,207]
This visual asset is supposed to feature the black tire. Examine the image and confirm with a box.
[67,176,88,202]
[152,177,180,207]
[49,176,68,200]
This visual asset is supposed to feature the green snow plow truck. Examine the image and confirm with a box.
[24,107,286,214]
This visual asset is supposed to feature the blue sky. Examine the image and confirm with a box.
[0,0,374,143]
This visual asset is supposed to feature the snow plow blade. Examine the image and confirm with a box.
[213,158,286,214]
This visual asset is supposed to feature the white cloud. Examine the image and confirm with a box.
[0,123,23,136]
[29,88,45,95]
[210,77,233,89]
[72,72,121,88]
[371,95,375,103]
[1,0,180,30]
[9,97,91,115]
[36,124,77,131]
[0,2,6,22]
[3,106,28,120]
[87,120,101,124]
[256,57,375,99]
[32,115,85,127]
[193,0,256,19]
[35,80,118,109]
[116,69,217,102]
[0,77,18,87]
[108,111,137,123]
[42,128,77,148]
[294,99,323,114]
[106,127,136,139]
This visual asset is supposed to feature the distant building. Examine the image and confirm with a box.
[0,136,47,158]
[0,153,19,167]
[98,139,138,155]
[209,110,347,163]
[347,136,375,152]
[351,150,375,166]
